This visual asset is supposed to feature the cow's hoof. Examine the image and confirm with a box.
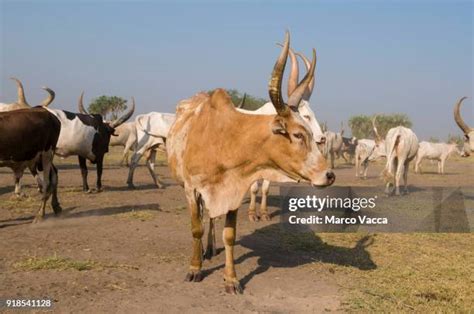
[96,188,103,193]
[260,213,271,221]
[14,192,27,199]
[127,184,136,190]
[156,184,164,189]
[248,213,259,222]
[185,271,203,282]
[224,280,243,295]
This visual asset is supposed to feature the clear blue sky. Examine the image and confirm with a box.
[1,0,472,140]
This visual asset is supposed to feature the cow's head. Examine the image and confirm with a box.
[78,93,135,156]
[368,116,386,161]
[264,32,335,187]
[454,97,473,157]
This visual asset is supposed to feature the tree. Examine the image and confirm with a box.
[348,113,412,139]
[428,137,440,143]
[447,134,463,145]
[207,89,267,110]
[87,96,128,120]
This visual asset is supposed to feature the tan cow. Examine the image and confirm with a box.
[167,32,335,294]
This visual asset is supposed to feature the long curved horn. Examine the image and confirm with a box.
[237,93,246,108]
[39,86,55,107]
[287,48,316,109]
[454,97,471,134]
[110,97,135,128]
[10,77,29,107]
[372,115,382,142]
[268,31,290,115]
[296,52,316,101]
[277,43,299,97]
[77,92,89,114]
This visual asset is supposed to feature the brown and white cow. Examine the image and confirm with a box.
[454,97,473,156]
[167,32,335,294]
[0,107,62,222]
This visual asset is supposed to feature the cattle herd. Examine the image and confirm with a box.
[0,32,472,294]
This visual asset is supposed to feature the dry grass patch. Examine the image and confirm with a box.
[13,255,139,271]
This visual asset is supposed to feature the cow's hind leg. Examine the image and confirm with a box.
[223,210,242,294]
[185,189,204,282]
[29,164,43,193]
[204,217,217,260]
[34,152,52,223]
[394,158,405,196]
[126,152,143,189]
[247,181,259,222]
[50,164,62,215]
[146,149,164,189]
[13,169,26,198]
[78,156,90,192]
[403,161,410,194]
[259,180,271,221]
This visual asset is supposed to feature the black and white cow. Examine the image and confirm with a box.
[0,107,62,222]
[46,93,134,192]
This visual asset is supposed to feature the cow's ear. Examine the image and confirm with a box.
[272,116,288,135]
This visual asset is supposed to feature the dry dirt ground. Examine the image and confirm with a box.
[1,149,473,313]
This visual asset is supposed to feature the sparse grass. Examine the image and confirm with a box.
[115,210,155,221]
[13,255,139,271]
[314,233,474,312]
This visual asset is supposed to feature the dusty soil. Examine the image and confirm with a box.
[0,150,473,313]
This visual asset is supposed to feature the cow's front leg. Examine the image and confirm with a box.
[259,180,271,221]
[185,191,204,282]
[223,210,242,294]
[78,156,90,192]
[96,156,104,192]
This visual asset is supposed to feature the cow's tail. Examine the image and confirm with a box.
[136,115,163,138]
[382,131,401,182]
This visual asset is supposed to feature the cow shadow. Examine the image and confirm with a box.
[203,224,377,288]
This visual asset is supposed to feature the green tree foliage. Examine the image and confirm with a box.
[87,96,128,120]
[226,89,266,110]
[207,89,267,110]
[348,114,412,139]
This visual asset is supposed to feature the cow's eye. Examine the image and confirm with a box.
[293,133,304,140]
[303,115,311,121]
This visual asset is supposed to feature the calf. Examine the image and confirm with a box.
[341,136,358,163]
[382,126,419,196]
[414,141,460,174]
[354,139,375,178]
[0,108,61,222]
[46,93,134,192]
[126,112,175,188]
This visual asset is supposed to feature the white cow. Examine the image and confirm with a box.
[355,139,375,178]
[126,112,175,188]
[414,141,460,174]
[323,123,344,168]
[109,122,137,166]
[239,47,325,221]
[382,126,419,196]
